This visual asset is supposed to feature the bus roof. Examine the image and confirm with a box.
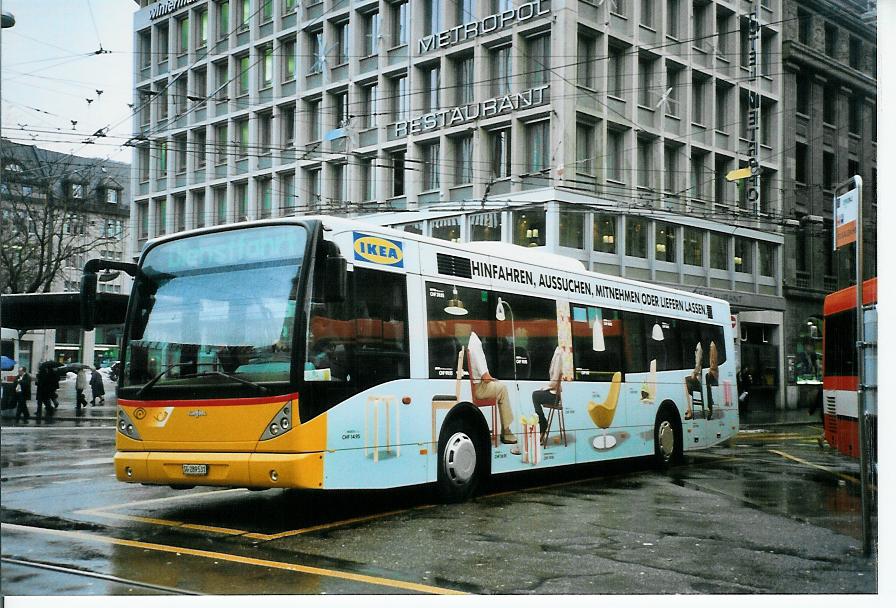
[823,278,877,316]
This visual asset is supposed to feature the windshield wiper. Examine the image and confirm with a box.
[180,370,270,394]
[134,362,196,399]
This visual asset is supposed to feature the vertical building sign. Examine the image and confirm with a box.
[746,0,761,212]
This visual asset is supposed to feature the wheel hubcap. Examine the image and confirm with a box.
[658,421,675,460]
[444,432,477,485]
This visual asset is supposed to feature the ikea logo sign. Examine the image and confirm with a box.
[353,232,404,267]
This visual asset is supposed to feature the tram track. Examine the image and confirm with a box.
[1,556,198,595]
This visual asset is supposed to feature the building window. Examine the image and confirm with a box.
[638,57,655,107]
[156,140,167,176]
[849,96,862,134]
[607,128,624,182]
[334,90,349,128]
[490,127,512,180]
[821,83,836,123]
[336,21,349,65]
[577,33,595,89]
[667,0,680,38]
[217,0,230,39]
[237,54,250,95]
[174,195,186,232]
[822,151,834,191]
[307,167,321,208]
[392,0,408,47]
[454,53,474,106]
[425,0,443,36]
[281,104,295,147]
[178,17,189,54]
[238,0,250,30]
[215,187,227,224]
[194,191,205,228]
[258,178,273,218]
[174,77,188,115]
[471,212,501,241]
[795,142,807,184]
[422,142,440,190]
[457,0,474,24]
[513,209,546,247]
[527,120,550,175]
[431,217,460,243]
[691,150,707,201]
[391,150,405,196]
[259,112,272,154]
[640,0,654,29]
[158,23,169,63]
[282,39,296,82]
[235,182,248,220]
[693,1,707,49]
[214,123,228,164]
[261,0,273,23]
[625,217,646,258]
[734,237,752,274]
[758,242,775,277]
[824,23,837,56]
[423,65,440,112]
[364,11,380,56]
[527,34,550,88]
[849,36,863,70]
[576,123,595,177]
[715,84,729,132]
[139,30,151,68]
[308,98,321,141]
[138,146,150,181]
[710,233,727,270]
[236,118,249,158]
[559,205,584,249]
[798,9,811,45]
[261,45,274,88]
[214,60,228,100]
[105,189,120,204]
[683,227,702,266]
[138,202,149,238]
[156,198,167,235]
[637,138,653,189]
[693,77,706,124]
[608,44,624,98]
[655,222,676,262]
[281,172,295,212]
[174,135,187,173]
[664,144,678,193]
[392,74,408,122]
[359,157,375,202]
[283,0,298,14]
[361,82,378,129]
[491,45,512,96]
[454,134,473,185]
[593,213,617,254]
[308,29,323,74]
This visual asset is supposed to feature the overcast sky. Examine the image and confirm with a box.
[1,0,136,164]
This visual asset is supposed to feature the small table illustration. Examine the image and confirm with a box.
[365,395,398,463]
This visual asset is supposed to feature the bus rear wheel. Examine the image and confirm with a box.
[437,417,485,502]
[654,407,683,468]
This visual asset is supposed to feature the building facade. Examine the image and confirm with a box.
[780,0,876,406]
[130,0,791,405]
[0,138,132,371]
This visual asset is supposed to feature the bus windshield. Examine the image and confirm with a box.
[121,225,308,396]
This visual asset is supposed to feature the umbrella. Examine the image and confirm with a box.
[55,362,93,376]
[1,355,15,371]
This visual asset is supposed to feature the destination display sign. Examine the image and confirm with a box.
[470,259,715,319]
[394,85,549,138]
[418,0,551,54]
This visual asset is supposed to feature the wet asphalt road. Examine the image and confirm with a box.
[0,383,878,596]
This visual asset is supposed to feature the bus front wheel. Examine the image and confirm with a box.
[654,406,683,468]
[437,417,485,502]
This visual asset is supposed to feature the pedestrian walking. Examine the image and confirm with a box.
[90,368,105,406]
[13,366,32,422]
[35,362,57,418]
[75,367,90,411]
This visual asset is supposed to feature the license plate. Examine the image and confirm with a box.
[182,464,208,476]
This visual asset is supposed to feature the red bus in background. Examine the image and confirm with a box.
[822,278,877,460]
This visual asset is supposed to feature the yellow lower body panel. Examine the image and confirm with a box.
[115,451,324,489]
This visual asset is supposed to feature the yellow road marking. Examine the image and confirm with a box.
[2,522,464,595]
[737,433,811,441]
[83,511,247,536]
[76,488,247,515]
[768,449,876,490]
[243,504,438,541]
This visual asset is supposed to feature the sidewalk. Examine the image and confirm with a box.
[0,369,118,423]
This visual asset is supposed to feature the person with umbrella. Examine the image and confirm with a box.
[35,361,59,418]
[90,367,105,406]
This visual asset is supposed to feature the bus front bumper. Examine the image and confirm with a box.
[114,451,324,489]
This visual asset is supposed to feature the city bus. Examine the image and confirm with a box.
[822,278,877,461]
[82,216,738,501]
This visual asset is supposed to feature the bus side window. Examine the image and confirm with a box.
[622,311,649,374]
[571,306,623,381]
[352,268,410,390]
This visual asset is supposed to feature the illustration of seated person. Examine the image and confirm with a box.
[704,341,719,416]
[683,341,704,420]
[468,331,517,444]
[431,347,467,444]
[531,344,563,442]
[588,371,622,449]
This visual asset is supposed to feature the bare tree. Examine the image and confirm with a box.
[1,141,129,294]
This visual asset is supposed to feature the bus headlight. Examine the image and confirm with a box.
[116,409,142,440]
[259,402,293,441]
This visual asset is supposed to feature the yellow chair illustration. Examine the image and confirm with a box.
[588,372,622,449]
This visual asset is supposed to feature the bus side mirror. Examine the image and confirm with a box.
[325,255,347,303]
[81,269,98,331]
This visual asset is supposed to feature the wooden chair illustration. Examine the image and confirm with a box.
[431,347,465,444]
[542,383,567,447]
[588,372,622,449]
[466,349,499,447]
